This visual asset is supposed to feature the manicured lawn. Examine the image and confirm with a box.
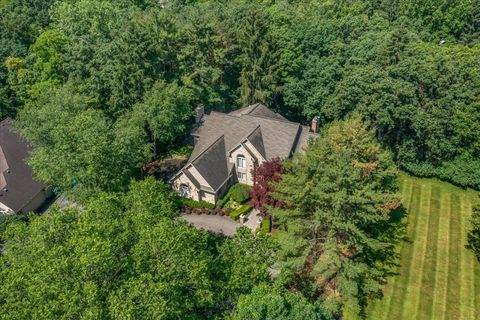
[364,173,480,320]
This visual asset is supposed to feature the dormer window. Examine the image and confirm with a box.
[237,155,246,169]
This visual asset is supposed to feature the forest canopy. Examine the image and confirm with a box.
[1,0,479,194]
[1,1,479,318]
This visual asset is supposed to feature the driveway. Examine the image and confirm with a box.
[180,214,241,236]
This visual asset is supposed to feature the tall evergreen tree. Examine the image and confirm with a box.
[270,117,403,316]
[237,6,278,106]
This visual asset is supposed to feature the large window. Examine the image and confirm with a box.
[237,155,246,169]
[180,184,190,198]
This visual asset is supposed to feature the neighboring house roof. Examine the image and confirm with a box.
[172,103,317,192]
[0,118,46,212]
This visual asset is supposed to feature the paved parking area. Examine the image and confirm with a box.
[180,213,241,236]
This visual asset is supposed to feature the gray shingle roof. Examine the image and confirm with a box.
[191,136,229,191]
[190,112,300,161]
[178,104,317,191]
[246,126,266,159]
[0,119,46,212]
[227,103,288,121]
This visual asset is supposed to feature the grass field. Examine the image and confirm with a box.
[364,173,480,320]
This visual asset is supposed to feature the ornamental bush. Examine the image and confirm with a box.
[228,184,251,203]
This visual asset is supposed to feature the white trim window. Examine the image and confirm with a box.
[237,172,246,181]
[237,155,246,169]
[180,184,190,198]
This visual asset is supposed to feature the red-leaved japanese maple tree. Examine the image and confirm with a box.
[249,158,284,216]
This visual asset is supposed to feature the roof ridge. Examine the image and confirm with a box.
[210,109,295,126]
[289,124,303,156]
[246,103,261,115]
[243,113,295,125]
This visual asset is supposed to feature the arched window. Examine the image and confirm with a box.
[180,184,190,198]
[237,155,246,169]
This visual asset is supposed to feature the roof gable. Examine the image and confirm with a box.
[191,136,229,191]
[246,125,266,159]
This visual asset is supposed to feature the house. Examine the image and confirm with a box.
[0,119,51,214]
[170,103,319,204]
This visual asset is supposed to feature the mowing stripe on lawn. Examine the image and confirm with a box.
[461,199,475,320]
[465,198,480,320]
[399,183,432,320]
[385,183,422,319]
[367,177,413,320]
[475,250,480,320]
[417,185,441,319]
[445,193,462,320]
[362,175,479,320]
[431,189,451,320]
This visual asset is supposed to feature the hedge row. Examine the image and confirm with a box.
[183,207,227,216]
[181,198,215,209]
[230,204,252,221]
[401,157,480,190]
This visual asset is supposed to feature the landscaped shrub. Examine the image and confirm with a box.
[228,184,251,203]
[216,198,226,209]
[258,217,271,234]
[181,198,215,209]
[217,184,252,208]
[229,204,252,221]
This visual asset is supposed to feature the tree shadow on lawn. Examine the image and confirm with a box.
[367,204,409,281]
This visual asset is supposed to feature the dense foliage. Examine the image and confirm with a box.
[0,178,273,319]
[270,118,405,316]
[0,214,23,243]
[230,284,330,320]
[181,197,216,209]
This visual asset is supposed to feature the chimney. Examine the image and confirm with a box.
[195,104,204,124]
[311,116,320,133]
